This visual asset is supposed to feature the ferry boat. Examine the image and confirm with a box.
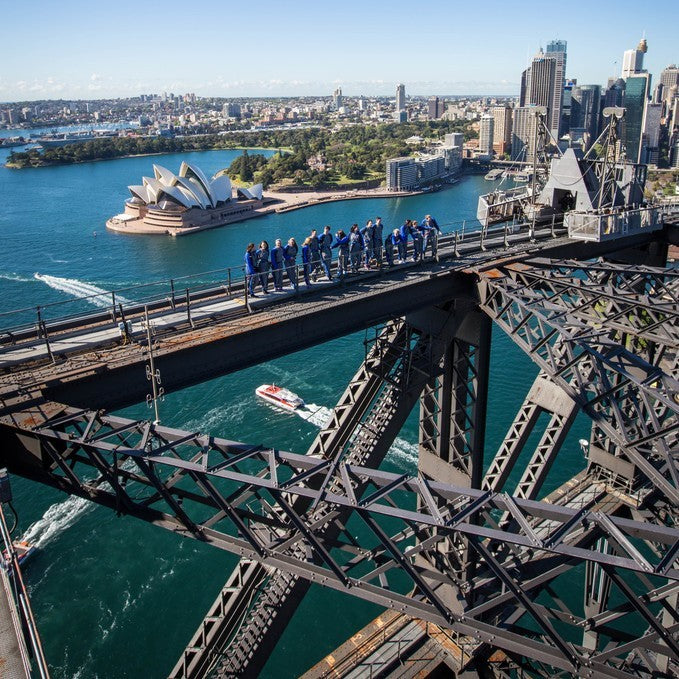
[255,384,305,412]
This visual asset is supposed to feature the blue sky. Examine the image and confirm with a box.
[1,0,677,101]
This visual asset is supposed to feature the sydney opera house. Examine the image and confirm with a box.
[106,162,264,235]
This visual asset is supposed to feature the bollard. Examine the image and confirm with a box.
[461,220,466,241]
[36,306,42,339]
[186,288,194,326]
[227,269,232,297]
[551,213,556,238]
[170,279,176,309]
[453,230,459,257]
[504,224,509,249]
[111,291,117,322]
[529,219,536,243]
[480,227,486,251]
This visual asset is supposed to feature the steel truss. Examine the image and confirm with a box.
[1,255,678,678]
[477,257,679,510]
[2,397,678,677]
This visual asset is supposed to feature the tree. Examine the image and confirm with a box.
[240,149,253,182]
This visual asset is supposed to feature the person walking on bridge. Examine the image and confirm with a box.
[384,229,400,267]
[398,220,410,263]
[301,237,313,287]
[349,224,364,273]
[271,239,285,291]
[410,218,423,262]
[244,243,258,297]
[256,241,271,294]
[318,225,333,280]
[373,217,384,265]
[283,237,299,288]
[361,220,375,269]
[309,229,322,281]
[422,214,441,260]
[332,229,350,278]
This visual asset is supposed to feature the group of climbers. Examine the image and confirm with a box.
[244,215,441,296]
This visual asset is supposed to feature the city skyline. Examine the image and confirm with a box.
[1,0,678,102]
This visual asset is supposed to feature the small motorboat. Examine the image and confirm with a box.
[256,384,305,412]
[12,540,36,566]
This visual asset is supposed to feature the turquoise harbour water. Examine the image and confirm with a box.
[0,145,591,678]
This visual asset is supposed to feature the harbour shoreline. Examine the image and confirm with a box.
[105,186,429,237]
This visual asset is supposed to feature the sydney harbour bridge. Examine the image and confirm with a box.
[0,212,677,678]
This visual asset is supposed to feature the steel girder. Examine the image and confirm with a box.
[477,257,679,509]
[2,400,679,677]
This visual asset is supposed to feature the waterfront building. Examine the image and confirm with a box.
[622,38,648,79]
[396,84,406,112]
[623,73,650,163]
[511,106,538,162]
[570,84,601,149]
[491,105,513,155]
[108,162,263,233]
[386,157,418,191]
[479,114,494,156]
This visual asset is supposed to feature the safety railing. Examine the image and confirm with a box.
[566,205,664,242]
[0,214,565,348]
[0,503,50,679]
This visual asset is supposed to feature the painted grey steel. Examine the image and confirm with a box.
[0,226,678,678]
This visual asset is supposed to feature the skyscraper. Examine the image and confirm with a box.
[545,40,567,139]
[521,43,565,141]
[511,106,539,161]
[623,73,650,163]
[396,84,406,111]
[479,115,494,156]
[570,85,601,148]
[427,96,445,120]
[491,105,513,155]
[332,87,343,111]
[622,38,648,79]
[659,65,679,107]
[642,102,662,164]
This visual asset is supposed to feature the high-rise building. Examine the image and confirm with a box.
[659,65,679,110]
[511,106,539,161]
[570,85,601,148]
[623,73,650,163]
[444,133,464,149]
[396,84,406,111]
[642,102,662,165]
[545,40,567,138]
[604,78,626,108]
[561,79,576,135]
[521,46,563,141]
[332,87,343,111]
[479,114,494,155]
[427,96,445,120]
[622,38,648,79]
[492,105,513,155]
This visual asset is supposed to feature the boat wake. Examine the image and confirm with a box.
[297,403,418,468]
[0,272,33,283]
[21,495,95,549]
[34,273,129,308]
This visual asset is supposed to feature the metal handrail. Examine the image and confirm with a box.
[0,504,50,679]
[0,216,567,340]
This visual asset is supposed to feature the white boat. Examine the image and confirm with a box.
[255,384,305,412]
